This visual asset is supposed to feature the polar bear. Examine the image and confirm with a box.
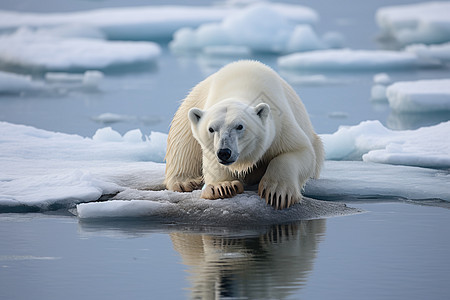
[165,60,323,209]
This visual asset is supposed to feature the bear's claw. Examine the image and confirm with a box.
[201,180,244,200]
[258,184,301,210]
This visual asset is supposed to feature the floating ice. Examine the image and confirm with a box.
[321,120,450,168]
[278,49,439,71]
[376,2,450,46]
[75,192,360,225]
[405,42,450,63]
[0,4,317,41]
[386,79,450,113]
[0,70,103,95]
[0,27,161,71]
[170,4,324,54]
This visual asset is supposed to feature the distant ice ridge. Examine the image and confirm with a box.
[405,42,450,63]
[170,3,343,54]
[0,3,316,41]
[0,122,449,215]
[278,49,440,71]
[386,79,450,113]
[376,2,450,46]
[0,70,104,94]
[0,27,161,71]
[322,120,450,168]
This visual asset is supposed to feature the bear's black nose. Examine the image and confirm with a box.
[217,148,232,162]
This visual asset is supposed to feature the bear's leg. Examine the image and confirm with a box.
[165,122,203,192]
[258,149,315,209]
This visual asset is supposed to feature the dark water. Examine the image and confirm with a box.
[1,1,450,299]
[1,202,449,299]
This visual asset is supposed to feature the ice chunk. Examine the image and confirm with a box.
[386,79,450,112]
[373,73,392,85]
[405,42,450,63]
[305,161,450,201]
[376,2,450,46]
[278,49,439,71]
[0,4,317,41]
[170,4,323,54]
[0,27,161,71]
[321,120,450,168]
[370,73,392,101]
[0,71,44,93]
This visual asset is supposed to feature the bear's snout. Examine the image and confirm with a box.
[217,148,233,165]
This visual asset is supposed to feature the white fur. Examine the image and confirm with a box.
[165,60,324,209]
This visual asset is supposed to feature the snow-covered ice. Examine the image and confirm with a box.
[0,4,317,41]
[278,49,439,71]
[169,3,329,54]
[386,79,450,113]
[322,120,450,168]
[376,1,450,46]
[0,122,448,217]
[0,27,161,71]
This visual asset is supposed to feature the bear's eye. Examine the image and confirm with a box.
[208,127,214,133]
[236,124,244,130]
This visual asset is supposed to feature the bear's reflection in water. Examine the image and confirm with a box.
[171,219,326,299]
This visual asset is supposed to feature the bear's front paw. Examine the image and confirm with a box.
[201,180,244,200]
[258,179,302,210]
[170,178,203,193]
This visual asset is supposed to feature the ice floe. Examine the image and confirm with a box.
[278,49,440,71]
[0,71,44,93]
[322,120,450,168]
[386,79,450,113]
[0,122,448,216]
[0,27,161,71]
[376,1,450,46]
[169,3,331,54]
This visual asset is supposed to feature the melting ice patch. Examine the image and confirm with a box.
[376,1,450,46]
[322,120,450,168]
[169,3,339,54]
[0,27,161,71]
[278,49,440,71]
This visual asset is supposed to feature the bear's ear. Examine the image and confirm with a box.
[188,108,204,125]
[254,103,270,123]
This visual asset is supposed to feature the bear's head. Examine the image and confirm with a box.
[188,99,275,173]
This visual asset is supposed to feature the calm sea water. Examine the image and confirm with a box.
[1,1,449,299]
